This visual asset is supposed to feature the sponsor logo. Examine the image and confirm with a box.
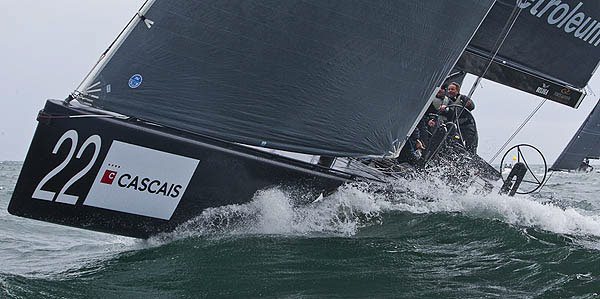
[85,141,199,220]
[536,83,550,96]
[128,74,143,89]
[101,170,118,184]
[553,91,572,101]
[115,173,182,198]
[517,1,600,47]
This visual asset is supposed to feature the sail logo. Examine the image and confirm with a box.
[85,141,199,220]
[100,170,118,184]
[536,83,550,95]
[128,74,143,88]
[517,1,600,47]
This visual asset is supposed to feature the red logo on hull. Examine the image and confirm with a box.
[100,170,118,184]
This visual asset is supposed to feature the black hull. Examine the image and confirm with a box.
[9,100,348,238]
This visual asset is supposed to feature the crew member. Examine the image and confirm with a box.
[429,84,450,112]
[397,128,425,166]
[578,158,593,172]
[419,85,448,145]
[440,82,478,154]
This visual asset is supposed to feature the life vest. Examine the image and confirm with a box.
[431,96,451,110]
[450,94,465,107]
[450,95,475,125]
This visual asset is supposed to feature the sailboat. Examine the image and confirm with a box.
[551,99,600,172]
[8,0,600,238]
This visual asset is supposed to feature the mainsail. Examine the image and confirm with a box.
[551,99,600,170]
[455,0,600,108]
[78,0,494,157]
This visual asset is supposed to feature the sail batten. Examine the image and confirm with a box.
[83,0,494,157]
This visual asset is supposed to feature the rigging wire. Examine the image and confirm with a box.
[73,13,139,95]
[37,114,126,120]
[450,2,524,150]
[73,0,152,99]
[465,3,523,100]
[535,169,555,194]
[452,3,549,167]
[488,98,547,164]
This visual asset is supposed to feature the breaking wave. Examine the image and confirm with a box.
[152,172,600,244]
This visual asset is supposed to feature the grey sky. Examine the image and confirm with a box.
[1,1,598,165]
[1,1,145,161]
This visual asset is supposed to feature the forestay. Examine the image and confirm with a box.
[79,0,493,157]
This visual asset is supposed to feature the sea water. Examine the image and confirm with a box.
[1,161,600,298]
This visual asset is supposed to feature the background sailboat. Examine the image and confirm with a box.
[551,99,600,171]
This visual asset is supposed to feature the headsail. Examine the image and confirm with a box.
[551,99,600,170]
[455,0,600,108]
[79,0,494,157]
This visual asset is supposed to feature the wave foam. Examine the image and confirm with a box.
[158,183,382,241]
[156,174,600,242]
[381,176,600,237]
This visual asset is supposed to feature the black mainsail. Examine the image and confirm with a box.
[455,0,600,108]
[551,99,600,171]
[79,0,494,157]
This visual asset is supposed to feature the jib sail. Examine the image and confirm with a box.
[78,0,494,157]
